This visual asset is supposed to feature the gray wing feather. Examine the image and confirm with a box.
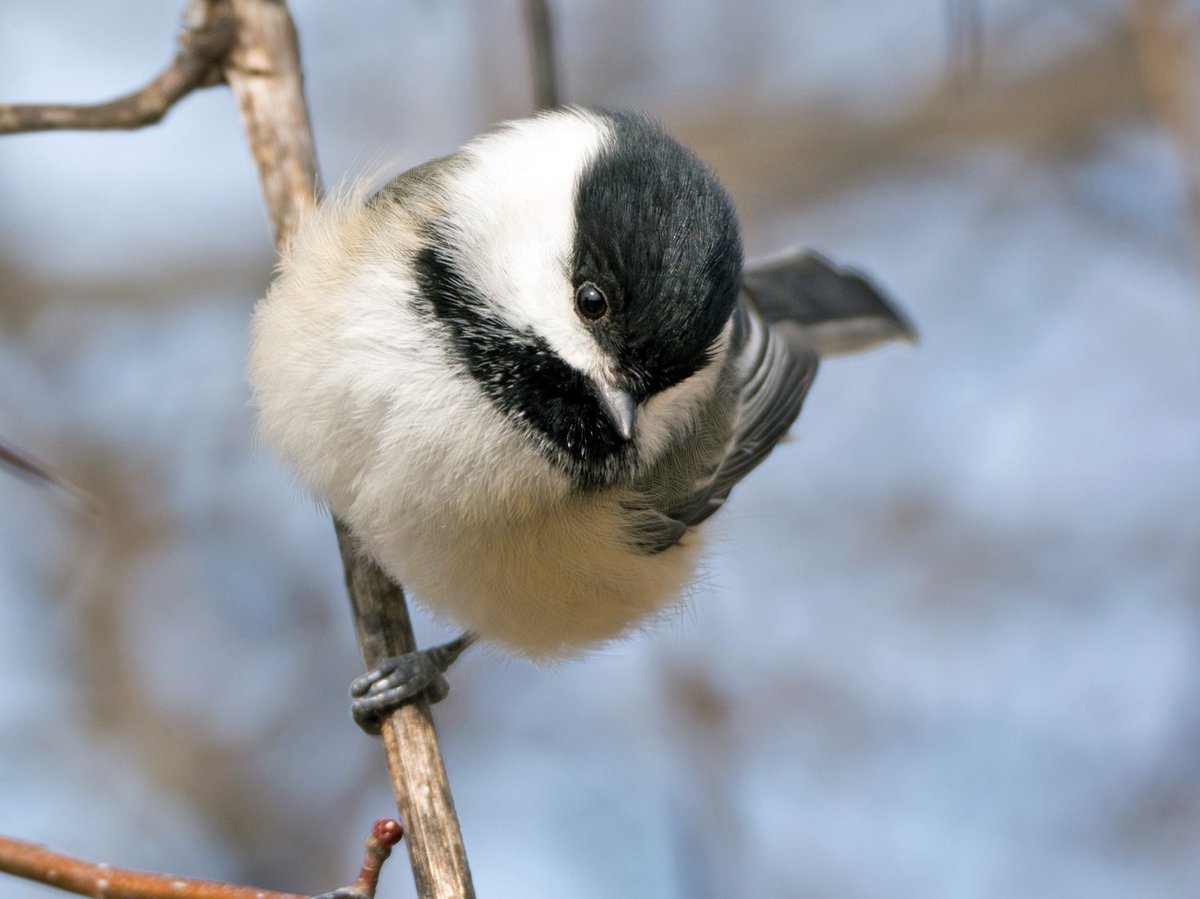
[662,300,817,532]
[742,249,916,356]
[634,249,912,553]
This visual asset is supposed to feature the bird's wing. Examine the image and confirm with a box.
[741,249,916,356]
[635,250,912,553]
[658,300,817,534]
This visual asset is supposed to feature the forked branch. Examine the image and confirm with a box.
[0,0,234,135]
[0,1,474,897]
[220,2,475,896]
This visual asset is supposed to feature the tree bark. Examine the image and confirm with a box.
[0,3,476,894]
[220,3,475,896]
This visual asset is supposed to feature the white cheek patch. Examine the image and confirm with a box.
[439,109,618,382]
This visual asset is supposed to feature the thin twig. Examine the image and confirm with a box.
[0,832,308,899]
[523,0,560,110]
[0,437,99,512]
[218,2,475,896]
[0,1,234,135]
[0,819,403,899]
[346,819,406,898]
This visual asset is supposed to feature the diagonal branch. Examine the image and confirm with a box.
[0,1,234,136]
[221,0,319,246]
[0,1,474,894]
[336,525,475,898]
[0,0,473,894]
[220,2,475,897]
[0,436,99,511]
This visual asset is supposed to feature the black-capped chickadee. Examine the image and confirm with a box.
[249,107,913,729]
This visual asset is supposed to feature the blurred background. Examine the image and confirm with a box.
[2,1,1199,896]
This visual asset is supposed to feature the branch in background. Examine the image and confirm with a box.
[0,438,99,513]
[0,819,403,899]
[945,0,984,90]
[219,2,475,896]
[1129,0,1200,247]
[523,0,561,110]
[0,0,233,135]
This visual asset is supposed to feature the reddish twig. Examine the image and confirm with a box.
[0,0,234,135]
[0,832,308,899]
[332,818,406,899]
[0,819,403,899]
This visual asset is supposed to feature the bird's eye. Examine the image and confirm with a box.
[575,282,608,320]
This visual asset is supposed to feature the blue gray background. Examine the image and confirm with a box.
[2,2,1199,897]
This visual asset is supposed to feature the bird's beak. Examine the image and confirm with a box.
[596,384,636,441]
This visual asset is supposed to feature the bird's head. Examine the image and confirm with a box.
[411,108,743,487]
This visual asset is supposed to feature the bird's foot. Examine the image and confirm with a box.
[350,633,475,734]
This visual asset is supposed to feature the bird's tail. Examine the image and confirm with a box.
[740,250,916,358]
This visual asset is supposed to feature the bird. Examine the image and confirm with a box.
[248,107,914,730]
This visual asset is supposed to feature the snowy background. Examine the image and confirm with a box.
[2,1,1200,897]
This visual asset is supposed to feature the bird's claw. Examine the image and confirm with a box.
[350,634,473,734]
